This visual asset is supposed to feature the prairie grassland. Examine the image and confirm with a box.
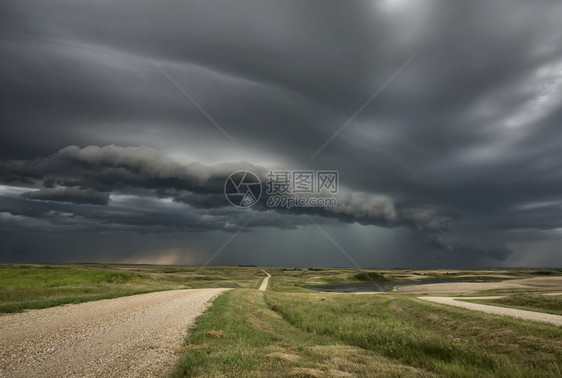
[176,288,562,377]
[0,264,264,313]
[464,293,562,316]
[174,289,432,377]
[268,267,562,294]
[175,269,562,377]
[264,291,562,377]
[4,265,562,375]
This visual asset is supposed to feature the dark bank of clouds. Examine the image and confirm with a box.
[21,187,109,206]
[1,0,562,266]
[0,145,439,232]
[0,144,512,264]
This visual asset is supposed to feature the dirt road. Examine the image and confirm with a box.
[0,288,228,377]
[397,276,562,295]
[259,270,270,291]
[419,296,562,326]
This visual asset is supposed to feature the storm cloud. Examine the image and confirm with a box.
[21,187,110,206]
[1,145,444,232]
[1,0,562,267]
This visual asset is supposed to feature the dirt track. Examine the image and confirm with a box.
[259,270,270,291]
[419,296,562,326]
[0,288,228,377]
[396,276,562,295]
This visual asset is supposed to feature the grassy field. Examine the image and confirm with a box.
[463,293,562,316]
[175,290,562,377]
[173,289,431,377]
[265,267,562,292]
[174,268,562,377]
[264,292,562,377]
[3,264,562,376]
[0,264,264,313]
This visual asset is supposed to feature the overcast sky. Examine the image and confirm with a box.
[2,0,562,267]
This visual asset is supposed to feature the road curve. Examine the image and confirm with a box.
[259,270,271,291]
[418,296,562,326]
[0,288,228,377]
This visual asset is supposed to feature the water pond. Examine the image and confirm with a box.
[305,279,471,293]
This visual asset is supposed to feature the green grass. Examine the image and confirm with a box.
[0,264,265,313]
[5,265,562,376]
[463,293,562,316]
[265,267,556,293]
[173,289,431,377]
[264,291,562,377]
[0,268,142,287]
[174,269,562,377]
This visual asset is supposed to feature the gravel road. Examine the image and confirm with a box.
[419,296,562,326]
[258,270,270,291]
[0,288,228,377]
[397,276,562,295]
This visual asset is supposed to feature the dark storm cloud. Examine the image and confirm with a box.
[0,144,430,229]
[0,145,263,194]
[1,0,562,266]
[21,187,109,205]
[0,144,514,265]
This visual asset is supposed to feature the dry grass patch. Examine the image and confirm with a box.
[173,343,208,355]
[311,345,435,377]
[205,330,226,338]
[289,367,325,377]
[267,351,302,362]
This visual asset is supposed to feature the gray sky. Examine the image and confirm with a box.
[1,0,562,267]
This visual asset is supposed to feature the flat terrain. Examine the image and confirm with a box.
[0,288,228,377]
[0,264,263,313]
[465,292,562,315]
[175,289,562,377]
[2,265,562,377]
[395,276,562,295]
[419,296,562,326]
[173,269,562,377]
